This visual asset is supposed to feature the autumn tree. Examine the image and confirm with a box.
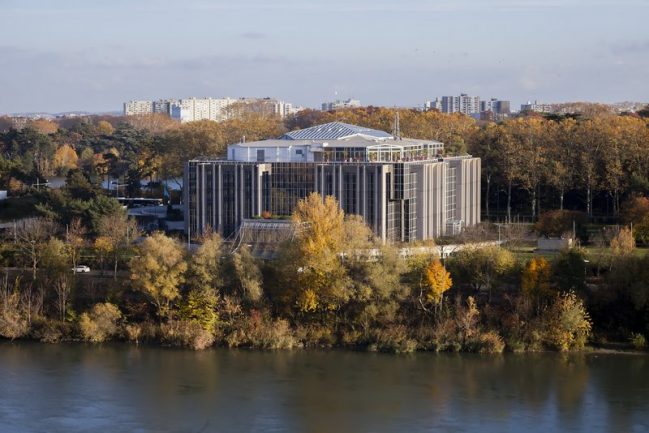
[343,216,408,330]
[521,256,553,314]
[552,248,588,292]
[125,113,178,135]
[621,196,649,225]
[93,236,113,274]
[543,291,592,351]
[79,302,122,343]
[41,238,72,321]
[187,230,225,292]
[15,218,58,282]
[226,245,263,303]
[275,193,349,317]
[97,211,139,278]
[423,258,452,313]
[610,227,635,258]
[65,218,86,271]
[52,144,79,174]
[27,119,58,135]
[448,246,516,302]
[95,120,115,136]
[0,276,29,340]
[545,119,576,210]
[130,232,187,321]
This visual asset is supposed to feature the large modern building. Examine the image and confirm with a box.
[185,122,480,243]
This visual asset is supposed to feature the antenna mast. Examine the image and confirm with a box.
[393,111,401,140]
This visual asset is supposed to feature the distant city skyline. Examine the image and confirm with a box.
[1,0,648,114]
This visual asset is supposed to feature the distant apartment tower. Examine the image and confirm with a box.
[274,100,302,118]
[520,101,553,114]
[125,97,301,122]
[425,94,481,115]
[424,98,442,111]
[124,100,154,116]
[169,97,239,123]
[480,98,510,114]
[322,98,361,111]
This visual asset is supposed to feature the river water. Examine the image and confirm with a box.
[0,343,647,433]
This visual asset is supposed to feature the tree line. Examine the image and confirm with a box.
[2,105,648,224]
[4,192,648,352]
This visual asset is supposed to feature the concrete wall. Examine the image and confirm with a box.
[414,162,447,240]
[453,157,481,228]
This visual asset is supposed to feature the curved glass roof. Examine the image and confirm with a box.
[282,121,393,140]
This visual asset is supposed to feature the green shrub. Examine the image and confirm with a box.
[630,333,647,350]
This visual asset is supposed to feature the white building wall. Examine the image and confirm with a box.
[414,162,448,240]
[124,100,154,116]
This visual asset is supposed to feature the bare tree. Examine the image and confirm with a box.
[66,217,87,271]
[98,211,140,279]
[14,218,58,282]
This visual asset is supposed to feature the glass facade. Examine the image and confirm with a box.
[186,156,478,242]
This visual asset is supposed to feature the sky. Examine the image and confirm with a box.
[1,0,648,114]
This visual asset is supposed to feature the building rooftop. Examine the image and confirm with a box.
[196,122,450,163]
[281,122,392,141]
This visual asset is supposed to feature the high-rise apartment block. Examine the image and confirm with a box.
[425,94,510,118]
[438,94,481,115]
[123,100,156,116]
[322,98,362,111]
[185,122,481,243]
[124,97,301,122]
[169,97,238,123]
[480,98,510,114]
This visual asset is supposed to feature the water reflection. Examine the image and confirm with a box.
[0,343,647,433]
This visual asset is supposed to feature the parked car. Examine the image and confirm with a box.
[71,265,91,273]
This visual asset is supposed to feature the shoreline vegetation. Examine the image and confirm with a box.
[1,107,649,353]
[1,192,648,354]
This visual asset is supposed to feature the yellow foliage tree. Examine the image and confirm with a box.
[424,258,452,308]
[277,193,349,315]
[543,291,592,351]
[130,232,187,320]
[610,227,635,258]
[94,236,113,274]
[96,120,114,135]
[52,144,79,174]
[28,119,58,134]
[521,256,553,314]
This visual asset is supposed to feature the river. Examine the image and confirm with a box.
[0,343,647,433]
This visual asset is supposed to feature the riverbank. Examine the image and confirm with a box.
[3,306,641,355]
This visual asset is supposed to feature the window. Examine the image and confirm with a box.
[256,149,265,162]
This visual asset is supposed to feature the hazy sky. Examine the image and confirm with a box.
[1,0,648,113]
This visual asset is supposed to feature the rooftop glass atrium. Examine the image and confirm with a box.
[226,122,445,163]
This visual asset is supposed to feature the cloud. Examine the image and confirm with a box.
[240,31,267,40]
[611,40,649,54]
[183,0,649,13]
